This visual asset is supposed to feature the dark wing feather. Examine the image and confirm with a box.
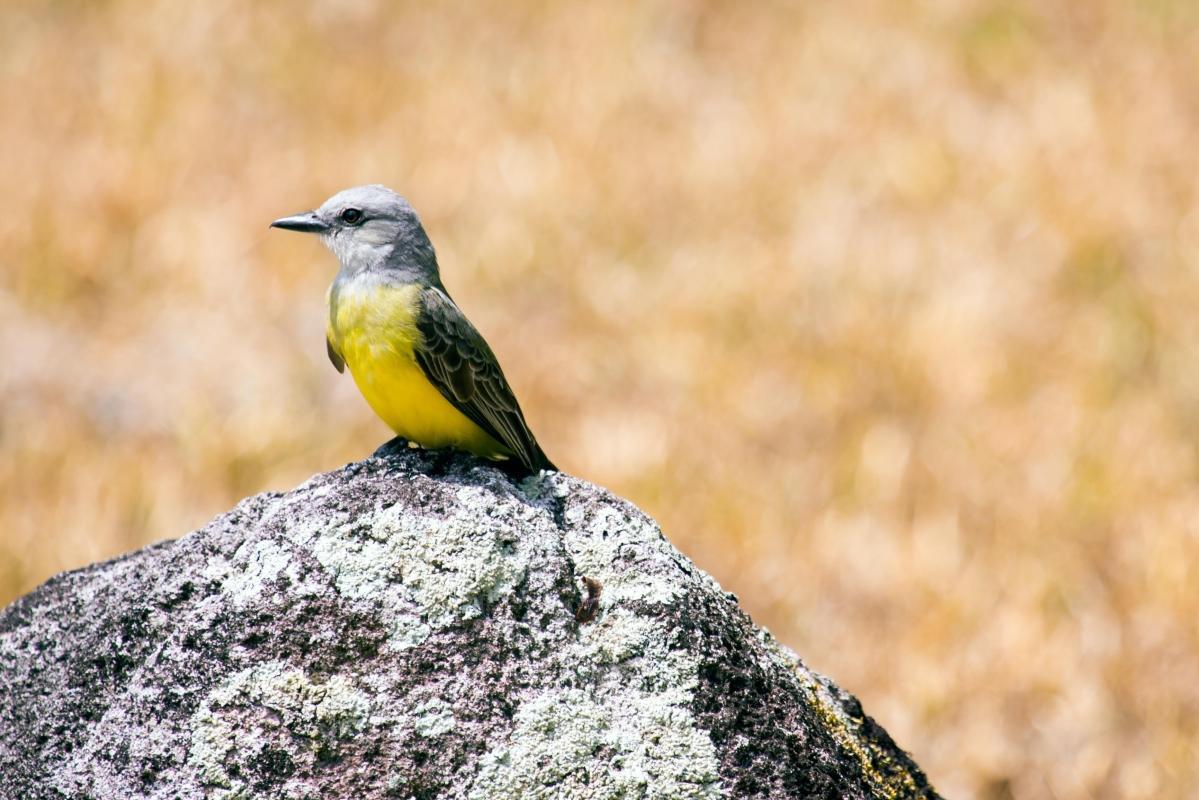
[415,287,556,472]
[326,336,345,373]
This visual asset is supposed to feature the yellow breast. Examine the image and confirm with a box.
[326,279,509,459]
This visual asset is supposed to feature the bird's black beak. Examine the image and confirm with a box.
[270,211,330,233]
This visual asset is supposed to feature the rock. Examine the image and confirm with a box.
[0,441,941,800]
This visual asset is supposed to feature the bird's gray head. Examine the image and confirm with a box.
[271,184,438,280]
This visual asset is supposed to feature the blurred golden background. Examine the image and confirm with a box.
[2,1,1198,797]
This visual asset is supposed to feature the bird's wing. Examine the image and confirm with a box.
[326,336,345,373]
[324,283,346,373]
[414,286,555,472]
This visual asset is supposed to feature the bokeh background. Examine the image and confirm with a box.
[2,1,1198,796]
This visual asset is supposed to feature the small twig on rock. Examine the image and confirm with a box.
[575,576,603,624]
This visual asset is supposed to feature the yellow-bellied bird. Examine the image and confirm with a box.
[272,185,555,473]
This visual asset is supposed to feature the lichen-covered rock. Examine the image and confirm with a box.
[0,442,941,800]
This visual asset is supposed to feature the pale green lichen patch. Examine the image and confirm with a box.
[577,608,661,665]
[456,478,727,799]
[551,482,724,610]
[220,540,293,608]
[469,614,723,800]
[412,697,457,738]
[560,506,685,607]
[201,491,349,610]
[286,493,532,651]
[188,661,371,793]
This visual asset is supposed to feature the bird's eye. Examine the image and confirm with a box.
[340,208,363,225]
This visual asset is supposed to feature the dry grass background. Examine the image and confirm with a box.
[2,0,1198,796]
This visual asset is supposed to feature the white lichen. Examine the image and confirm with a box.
[577,608,661,666]
[191,475,727,799]
[220,540,293,608]
[553,485,724,611]
[296,496,530,651]
[188,661,371,794]
[412,697,457,738]
[450,478,727,799]
[469,610,723,800]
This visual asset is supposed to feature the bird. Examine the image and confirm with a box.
[271,185,556,473]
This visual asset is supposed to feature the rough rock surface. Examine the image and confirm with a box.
[0,441,941,800]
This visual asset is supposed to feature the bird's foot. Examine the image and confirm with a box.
[372,436,414,458]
